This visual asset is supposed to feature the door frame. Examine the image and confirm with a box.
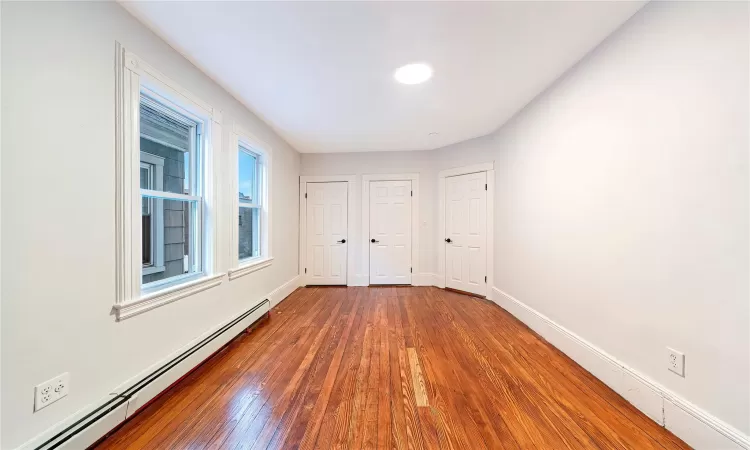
[362,173,420,286]
[299,175,356,286]
[437,163,495,296]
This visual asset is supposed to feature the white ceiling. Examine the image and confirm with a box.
[123,1,645,153]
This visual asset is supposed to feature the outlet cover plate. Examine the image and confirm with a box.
[666,347,685,377]
[34,372,70,412]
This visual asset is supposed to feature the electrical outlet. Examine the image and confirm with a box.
[667,348,685,377]
[34,373,70,412]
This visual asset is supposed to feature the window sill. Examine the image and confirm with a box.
[228,257,274,281]
[114,273,225,321]
[142,265,166,276]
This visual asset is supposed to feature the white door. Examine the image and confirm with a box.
[369,180,412,285]
[445,172,487,296]
[306,182,348,285]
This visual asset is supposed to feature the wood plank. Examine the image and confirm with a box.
[407,348,428,407]
[93,287,690,450]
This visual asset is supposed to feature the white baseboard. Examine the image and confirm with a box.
[17,275,303,450]
[269,274,303,307]
[490,287,749,450]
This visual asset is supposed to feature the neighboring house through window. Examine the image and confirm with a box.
[139,93,203,289]
[140,151,164,275]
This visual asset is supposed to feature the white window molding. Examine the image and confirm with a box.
[229,122,273,280]
[361,173,420,286]
[114,42,224,321]
[228,257,275,281]
[113,273,225,320]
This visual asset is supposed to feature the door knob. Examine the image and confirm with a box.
[371,238,379,243]
[445,238,452,243]
[337,239,346,244]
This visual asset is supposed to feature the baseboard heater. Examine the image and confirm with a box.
[31,299,270,450]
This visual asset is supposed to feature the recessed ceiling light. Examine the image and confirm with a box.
[394,63,433,85]
[428,132,439,136]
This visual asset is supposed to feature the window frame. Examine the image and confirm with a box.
[114,43,223,320]
[228,123,273,280]
[238,146,261,261]
[139,89,205,293]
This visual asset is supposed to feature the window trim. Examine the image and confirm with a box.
[228,123,273,281]
[114,43,224,321]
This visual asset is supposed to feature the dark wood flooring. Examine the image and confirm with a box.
[94,286,689,449]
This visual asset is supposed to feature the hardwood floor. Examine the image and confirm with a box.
[94,287,689,449]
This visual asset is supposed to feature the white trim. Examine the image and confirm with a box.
[227,257,274,281]
[115,42,222,317]
[123,49,220,123]
[486,169,495,293]
[490,287,750,450]
[299,175,356,286]
[267,274,304,307]
[114,273,225,321]
[230,123,273,272]
[438,162,495,296]
[361,173,420,286]
[437,177,446,289]
[438,162,494,179]
[299,175,355,183]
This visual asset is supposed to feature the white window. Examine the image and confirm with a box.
[139,92,204,289]
[229,125,272,280]
[114,44,223,320]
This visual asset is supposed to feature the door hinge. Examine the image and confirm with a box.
[485,276,487,283]
[410,267,413,273]
[411,190,413,197]
[305,193,307,199]
[305,268,307,274]
[485,183,487,190]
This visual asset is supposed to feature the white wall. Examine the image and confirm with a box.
[3,0,747,447]
[302,0,750,438]
[1,2,300,448]
[301,150,439,282]
[490,0,749,435]
[300,134,500,283]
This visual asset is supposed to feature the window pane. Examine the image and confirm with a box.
[142,208,152,266]
[238,207,260,260]
[141,142,186,195]
[238,148,257,204]
[140,166,150,189]
[140,98,196,195]
[142,197,199,286]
